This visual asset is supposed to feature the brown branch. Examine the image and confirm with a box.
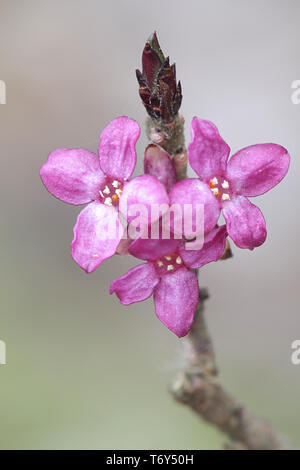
[170,285,290,450]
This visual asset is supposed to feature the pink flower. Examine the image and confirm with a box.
[40,116,169,272]
[109,225,227,337]
[169,118,290,250]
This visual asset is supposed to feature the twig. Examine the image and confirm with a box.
[170,284,289,450]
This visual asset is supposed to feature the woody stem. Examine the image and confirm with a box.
[170,284,288,449]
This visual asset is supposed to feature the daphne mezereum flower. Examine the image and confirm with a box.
[169,118,290,250]
[40,117,169,273]
[110,225,227,337]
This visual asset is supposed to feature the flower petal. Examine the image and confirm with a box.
[109,263,159,305]
[222,196,267,250]
[40,148,105,205]
[188,118,230,181]
[169,178,220,238]
[71,201,123,272]
[144,144,177,193]
[226,143,290,196]
[98,116,140,181]
[153,268,199,337]
[179,225,227,268]
[119,174,169,228]
[129,237,180,261]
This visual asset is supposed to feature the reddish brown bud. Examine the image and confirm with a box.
[136,32,182,123]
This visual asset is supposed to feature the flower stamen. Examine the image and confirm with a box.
[154,253,185,276]
[209,177,218,188]
[99,179,123,206]
[209,177,230,200]
[211,187,220,197]
[104,197,112,206]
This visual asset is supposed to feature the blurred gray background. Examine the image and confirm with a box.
[0,0,299,449]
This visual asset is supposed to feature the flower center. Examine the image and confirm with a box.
[154,252,184,276]
[209,176,231,201]
[99,179,123,207]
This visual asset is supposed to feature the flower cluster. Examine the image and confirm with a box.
[40,116,290,337]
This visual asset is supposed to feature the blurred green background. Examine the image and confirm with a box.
[0,0,299,449]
